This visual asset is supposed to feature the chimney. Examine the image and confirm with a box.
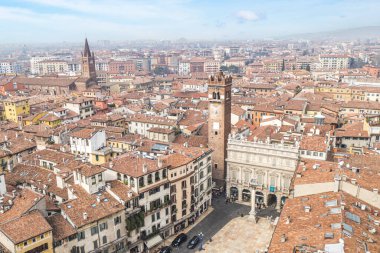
[157,157,163,168]
[17,154,22,164]
[280,234,287,243]
[142,164,148,174]
[109,162,114,168]
[83,212,88,220]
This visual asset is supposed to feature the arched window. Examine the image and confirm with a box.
[216,92,220,99]
[212,92,216,99]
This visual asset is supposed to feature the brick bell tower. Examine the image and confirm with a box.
[81,38,97,81]
[208,71,232,187]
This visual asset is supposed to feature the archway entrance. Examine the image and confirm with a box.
[242,189,251,202]
[230,187,238,200]
[256,191,265,209]
[267,194,277,208]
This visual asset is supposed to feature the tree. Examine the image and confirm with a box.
[228,65,240,74]
[220,66,228,72]
[153,66,170,75]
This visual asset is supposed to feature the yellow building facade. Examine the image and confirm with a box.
[3,98,30,123]
[15,231,53,253]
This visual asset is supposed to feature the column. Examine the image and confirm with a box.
[249,189,257,223]
[276,194,281,211]
[237,186,242,202]
[263,192,268,208]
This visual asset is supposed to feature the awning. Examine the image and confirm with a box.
[145,234,163,249]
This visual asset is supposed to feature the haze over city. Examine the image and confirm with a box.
[1,0,380,43]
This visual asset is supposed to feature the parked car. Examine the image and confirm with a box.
[159,246,172,253]
[171,233,187,247]
[187,235,200,249]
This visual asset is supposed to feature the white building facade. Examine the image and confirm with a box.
[226,136,299,211]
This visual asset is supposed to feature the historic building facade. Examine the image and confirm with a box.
[226,136,299,211]
[208,71,232,186]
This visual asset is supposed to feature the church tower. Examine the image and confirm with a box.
[81,38,96,81]
[208,71,232,187]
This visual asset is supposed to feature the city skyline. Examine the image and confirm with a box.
[1,0,380,43]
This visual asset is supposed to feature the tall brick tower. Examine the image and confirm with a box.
[81,38,96,81]
[208,71,232,187]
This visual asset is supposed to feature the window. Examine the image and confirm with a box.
[102,236,107,244]
[77,231,85,241]
[114,216,122,225]
[99,222,108,231]
[93,240,98,249]
[91,226,98,235]
[139,177,145,187]
[98,174,102,182]
[116,229,121,239]
[152,214,155,222]
[91,176,96,185]
[155,172,160,181]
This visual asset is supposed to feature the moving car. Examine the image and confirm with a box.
[187,235,200,249]
[171,233,187,247]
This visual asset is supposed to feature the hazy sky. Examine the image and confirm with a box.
[0,0,379,43]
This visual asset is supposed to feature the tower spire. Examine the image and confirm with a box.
[84,38,91,57]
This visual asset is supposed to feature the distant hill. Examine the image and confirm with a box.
[279,26,380,41]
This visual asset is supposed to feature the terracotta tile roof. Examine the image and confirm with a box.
[69,128,100,139]
[231,105,246,116]
[147,127,174,134]
[104,154,164,177]
[300,136,328,152]
[0,210,52,244]
[61,186,124,228]
[269,192,343,253]
[75,163,105,177]
[14,76,77,87]
[126,113,177,126]
[334,122,369,138]
[5,164,68,200]
[173,134,208,148]
[107,180,137,202]
[46,214,76,241]
[0,188,44,224]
